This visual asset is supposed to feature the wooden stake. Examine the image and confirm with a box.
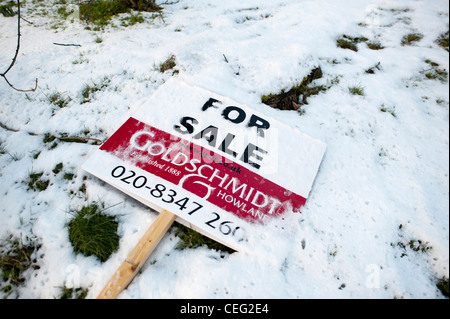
[97,209,177,299]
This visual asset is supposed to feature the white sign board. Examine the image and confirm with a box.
[82,79,326,251]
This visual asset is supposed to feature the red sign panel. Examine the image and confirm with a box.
[100,117,306,223]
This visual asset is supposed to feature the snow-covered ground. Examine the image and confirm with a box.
[0,0,448,299]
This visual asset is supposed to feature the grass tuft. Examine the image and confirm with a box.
[349,84,365,96]
[68,203,120,262]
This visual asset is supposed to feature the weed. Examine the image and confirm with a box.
[380,104,397,117]
[262,66,328,112]
[175,224,234,254]
[59,286,89,299]
[81,77,111,103]
[392,224,432,257]
[436,31,449,52]
[0,236,41,296]
[365,62,382,74]
[67,203,120,262]
[401,32,423,46]
[47,91,71,108]
[26,171,49,192]
[159,54,177,73]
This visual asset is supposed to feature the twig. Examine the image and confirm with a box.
[0,122,19,132]
[53,43,82,47]
[0,0,38,92]
[0,122,103,143]
[57,136,103,144]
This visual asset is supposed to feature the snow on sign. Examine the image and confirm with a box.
[82,79,326,251]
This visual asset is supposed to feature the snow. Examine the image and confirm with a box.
[1,0,448,299]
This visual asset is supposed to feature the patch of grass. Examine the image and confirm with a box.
[57,5,74,19]
[26,171,49,192]
[68,203,120,262]
[422,59,448,83]
[158,54,177,73]
[0,1,15,17]
[367,41,384,50]
[121,13,145,26]
[436,31,449,52]
[79,0,130,26]
[336,34,368,52]
[0,236,41,296]
[64,173,75,180]
[175,224,235,254]
[59,286,89,299]
[349,84,365,96]
[53,162,63,174]
[79,0,161,27]
[437,278,449,298]
[43,133,58,150]
[401,32,423,46]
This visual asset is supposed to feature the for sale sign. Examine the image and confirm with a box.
[82,79,326,251]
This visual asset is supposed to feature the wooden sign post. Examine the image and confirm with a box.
[97,210,176,299]
[82,79,326,298]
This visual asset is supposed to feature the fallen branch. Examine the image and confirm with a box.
[0,0,38,92]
